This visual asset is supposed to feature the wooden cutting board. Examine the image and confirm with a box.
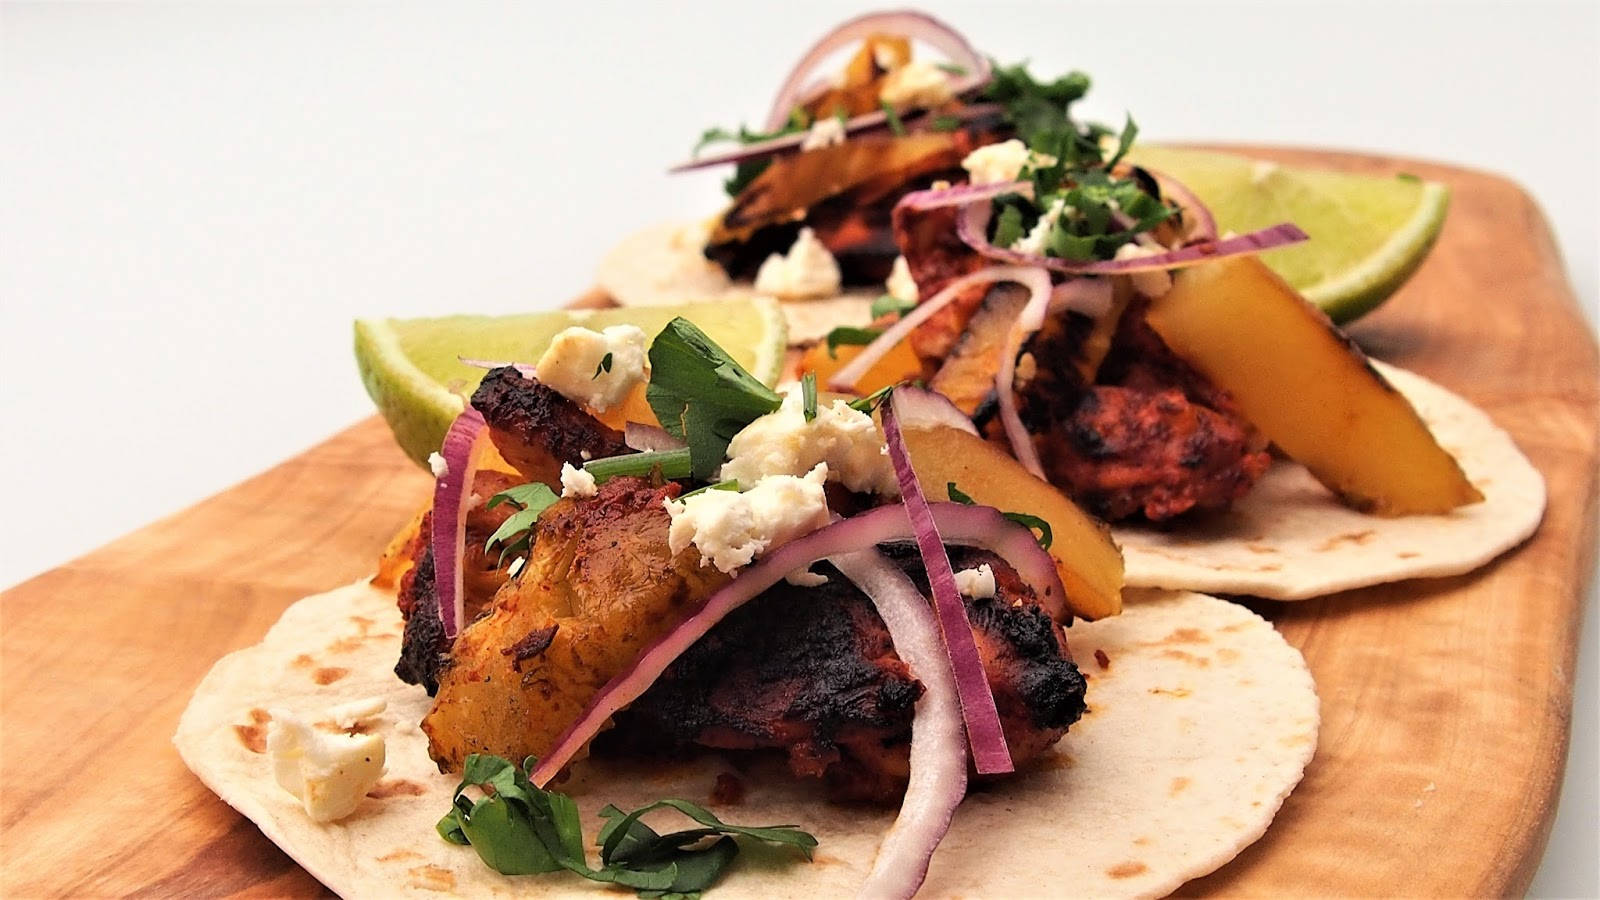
[2,148,1595,898]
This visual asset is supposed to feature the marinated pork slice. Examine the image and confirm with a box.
[421,476,730,772]
[471,366,630,487]
[604,545,1085,803]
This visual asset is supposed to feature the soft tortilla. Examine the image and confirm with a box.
[175,579,1317,898]
[595,221,877,345]
[1117,362,1545,599]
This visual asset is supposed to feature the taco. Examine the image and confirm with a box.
[594,12,1544,599]
[178,315,1320,898]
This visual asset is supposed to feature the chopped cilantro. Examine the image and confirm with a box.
[929,114,963,132]
[439,754,815,896]
[646,318,782,480]
[869,293,916,320]
[800,371,818,423]
[583,448,693,483]
[947,481,1054,549]
[824,326,883,359]
[880,100,906,136]
[593,352,613,379]
[485,483,561,566]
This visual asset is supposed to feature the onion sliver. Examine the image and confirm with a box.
[956,199,1308,274]
[762,9,990,133]
[828,265,1050,393]
[430,408,488,639]
[882,393,1013,775]
[889,384,978,435]
[526,502,1062,787]
[995,277,1113,478]
[1145,168,1218,241]
[830,549,966,900]
[623,422,686,453]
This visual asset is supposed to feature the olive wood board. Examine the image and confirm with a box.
[2,147,1595,898]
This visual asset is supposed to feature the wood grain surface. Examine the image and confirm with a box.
[2,148,1595,898]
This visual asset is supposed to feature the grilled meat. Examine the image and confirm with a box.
[472,366,630,487]
[421,476,730,772]
[891,201,995,360]
[1023,300,1271,521]
[603,546,1085,803]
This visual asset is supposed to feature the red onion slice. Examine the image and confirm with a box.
[994,277,1113,478]
[527,501,1061,788]
[1145,168,1218,241]
[956,199,1308,274]
[430,408,488,639]
[890,384,978,435]
[623,422,686,453]
[827,265,1051,393]
[882,393,1013,775]
[762,10,990,132]
[830,549,965,900]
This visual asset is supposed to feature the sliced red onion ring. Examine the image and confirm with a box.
[624,422,686,453]
[995,277,1113,478]
[1146,167,1218,241]
[897,178,1034,212]
[430,408,488,639]
[830,549,965,900]
[527,501,1061,788]
[827,265,1051,393]
[458,357,536,378]
[669,103,1005,174]
[956,199,1308,274]
[882,393,1013,775]
[762,10,990,133]
[890,384,978,435]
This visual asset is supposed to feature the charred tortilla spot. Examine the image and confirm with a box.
[234,709,271,753]
[1108,861,1149,879]
[366,779,428,799]
[313,667,349,685]
[406,864,456,892]
[1094,648,1112,670]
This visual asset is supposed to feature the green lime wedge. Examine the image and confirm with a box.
[355,298,787,466]
[1125,146,1450,323]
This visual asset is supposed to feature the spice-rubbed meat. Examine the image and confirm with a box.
[603,545,1086,803]
[471,366,630,487]
[420,476,730,772]
[1022,300,1271,521]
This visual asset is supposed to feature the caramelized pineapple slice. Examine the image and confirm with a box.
[1144,256,1481,516]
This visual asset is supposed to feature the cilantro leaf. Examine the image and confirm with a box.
[800,372,818,423]
[869,293,916,320]
[824,326,883,358]
[646,319,782,481]
[880,99,905,136]
[947,481,1054,549]
[1103,113,1138,170]
[992,203,1028,249]
[484,482,561,564]
[440,756,816,897]
[594,352,613,378]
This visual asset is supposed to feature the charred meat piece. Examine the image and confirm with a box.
[471,366,629,487]
[892,201,996,360]
[421,476,730,772]
[605,546,1085,803]
[394,468,525,692]
[1023,300,1271,521]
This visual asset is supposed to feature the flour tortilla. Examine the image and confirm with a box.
[595,221,877,345]
[1117,362,1545,599]
[175,579,1317,899]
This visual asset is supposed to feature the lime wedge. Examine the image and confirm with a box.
[355,298,787,466]
[1125,146,1449,323]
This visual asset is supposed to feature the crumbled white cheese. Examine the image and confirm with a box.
[267,705,386,823]
[879,60,955,109]
[665,464,832,573]
[326,697,387,730]
[801,116,847,151]
[953,564,996,599]
[533,324,650,413]
[885,255,918,302]
[785,566,830,587]
[753,228,842,300]
[427,452,448,479]
[721,386,897,495]
[1113,243,1174,298]
[559,462,598,499]
[1010,197,1070,256]
[961,139,1056,186]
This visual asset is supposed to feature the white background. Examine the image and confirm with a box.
[2,1,1595,894]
